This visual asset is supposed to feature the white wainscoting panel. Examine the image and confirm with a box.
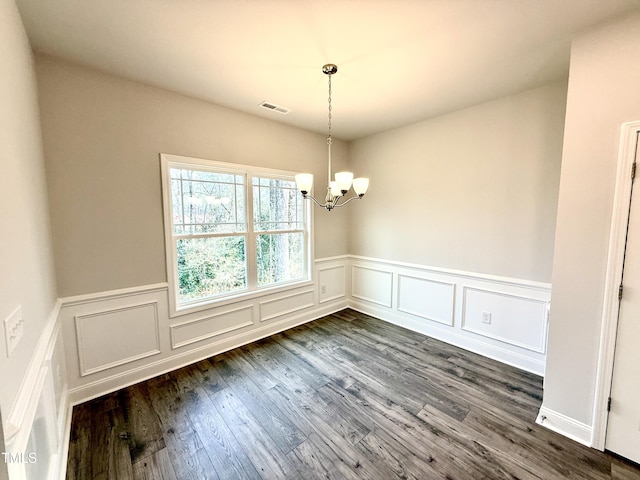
[259,289,315,322]
[170,304,254,349]
[462,287,548,353]
[347,256,551,375]
[57,253,552,456]
[75,301,160,376]
[50,254,594,472]
[5,301,70,480]
[397,274,455,326]
[61,261,348,405]
[351,265,393,307]
[318,265,346,304]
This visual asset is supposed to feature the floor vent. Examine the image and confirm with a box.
[259,101,291,114]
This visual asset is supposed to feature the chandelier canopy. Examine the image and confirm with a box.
[295,64,369,211]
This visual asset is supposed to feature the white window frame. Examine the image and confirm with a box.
[160,153,313,317]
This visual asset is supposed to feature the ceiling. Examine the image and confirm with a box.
[15,0,640,140]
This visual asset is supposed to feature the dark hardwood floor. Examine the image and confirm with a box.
[66,309,640,479]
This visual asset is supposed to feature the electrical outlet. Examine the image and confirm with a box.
[4,305,24,357]
[320,285,327,294]
[481,311,492,325]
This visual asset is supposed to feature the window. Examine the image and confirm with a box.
[253,176,305,287]
[161,154,311,314]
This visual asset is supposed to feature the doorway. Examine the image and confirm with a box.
[592,121,640,453]
[605,129,640,463]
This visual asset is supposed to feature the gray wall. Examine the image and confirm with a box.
[36,56,351,297]
[348,82,567,283]
[544,11,640,426]
[0,0,57,428]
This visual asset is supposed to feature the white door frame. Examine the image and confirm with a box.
[591,120,640,449]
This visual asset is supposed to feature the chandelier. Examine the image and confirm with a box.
[295,64,369,211]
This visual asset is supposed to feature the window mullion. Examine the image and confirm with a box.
[257,228,304,236]
[174,231,243,241]
[245,174,258,290]
[179,176,185,233]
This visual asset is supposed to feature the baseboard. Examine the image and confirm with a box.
[536,405,593,447]
[349,300,546,376]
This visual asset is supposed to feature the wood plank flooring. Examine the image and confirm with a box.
[66,309,640,479]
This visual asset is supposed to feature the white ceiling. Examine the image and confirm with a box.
[15,0,640,140]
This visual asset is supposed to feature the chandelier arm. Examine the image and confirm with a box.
[303,194,328,209]
[330,194,365,208]
[302,193,353,211]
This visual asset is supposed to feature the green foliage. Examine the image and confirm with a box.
[173,171,305,304]
[177,237,246,302]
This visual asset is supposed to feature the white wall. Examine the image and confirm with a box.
[35,55,351,298]
[0,1,67,478]
[349,82,567,283]
[542,10,640,436]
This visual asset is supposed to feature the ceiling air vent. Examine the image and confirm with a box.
[259,101,291,115]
